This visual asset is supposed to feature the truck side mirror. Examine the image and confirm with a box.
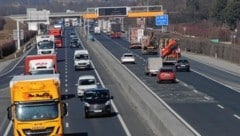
[110,96,114,99]
[7,106,13,121]
[61,102,67,117]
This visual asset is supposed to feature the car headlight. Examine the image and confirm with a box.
[84,102,90,107]
[105,100,111,106]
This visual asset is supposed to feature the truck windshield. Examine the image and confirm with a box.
[30,69,55,75]
[38,41,54,49]
[15,102,59,121]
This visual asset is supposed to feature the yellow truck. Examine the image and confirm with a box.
[7,74,67,136]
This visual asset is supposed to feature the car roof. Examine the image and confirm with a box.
[78,75,95,80]
[74,49,88,54]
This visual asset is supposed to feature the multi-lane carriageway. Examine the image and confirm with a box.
[1,26,240,136]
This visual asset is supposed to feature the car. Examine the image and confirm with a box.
[175,59,190,72]
[76,75,98,97]
[157,67,176,83]
[74,50,91,70]
[83,88,113,118]
[69,42,81,48]
[121,53,136,64]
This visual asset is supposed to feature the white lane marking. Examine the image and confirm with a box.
[182,83,188,87]
[217,104,224,109]
[65,89,68,93]
[191,69,240,93]
[91,55,132,136]
[193,89,199,93]
[65,122,69,128]
[65,79,68,82]
[3,121,12,136]
[65,84,68,87]
[233,114,240,120]
[204,96,211,100]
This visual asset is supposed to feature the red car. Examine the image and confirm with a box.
[157,67,176,83]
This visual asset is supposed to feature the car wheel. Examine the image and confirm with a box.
[187,68,190,72]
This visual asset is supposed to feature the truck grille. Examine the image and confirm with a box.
[23,127,54,136]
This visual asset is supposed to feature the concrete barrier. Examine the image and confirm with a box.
[77,28,199,136]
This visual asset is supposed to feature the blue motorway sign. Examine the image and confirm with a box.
[155,15,168,26]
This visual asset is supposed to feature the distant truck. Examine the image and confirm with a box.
[145,57,163,76]
[7,74,67,136]
[141,32,159,55]
[36,35,55,54]
[24,54,58,75]
[129,27,144,48]
[110,23,121,38]
[49,28,63,48]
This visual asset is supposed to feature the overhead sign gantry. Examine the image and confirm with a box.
[82,5,164,19]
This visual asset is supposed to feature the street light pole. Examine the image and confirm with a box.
[16,20,20,51]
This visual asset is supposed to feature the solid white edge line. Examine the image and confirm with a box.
[191,69,240,93]
[3,121,12,136]
[217,104,224,109]
[90,55,132,136]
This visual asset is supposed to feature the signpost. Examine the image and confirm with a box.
[98,7,127,17]
[155,15,168,26]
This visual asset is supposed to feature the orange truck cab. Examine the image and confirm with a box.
[24,54,58,75]
[7,74,67,136]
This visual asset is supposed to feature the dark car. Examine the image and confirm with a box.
[175,59,190,72]
[83,88,113,118]
[69,38,81,48]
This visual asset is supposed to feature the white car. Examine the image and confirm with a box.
[121,53,136,64]
[76,75,98,97]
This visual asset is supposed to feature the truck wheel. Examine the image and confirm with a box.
[85,112,89,118]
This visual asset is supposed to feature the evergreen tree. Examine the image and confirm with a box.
[211,0,228,24]
[224,0,240,30]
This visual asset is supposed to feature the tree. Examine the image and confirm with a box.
[210,0,228,24]
[224,0,240,30]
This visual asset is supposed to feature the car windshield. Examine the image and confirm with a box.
[75,54,89,60]
[84,91,110,100]
[37,41,54,49]
[79,78,95,85]
[15,102,59,121]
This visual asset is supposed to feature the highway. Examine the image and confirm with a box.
[0,27,155,136]
[1,26,240,136]
[92,32,240,136]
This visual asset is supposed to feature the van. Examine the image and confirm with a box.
[145,57,163,76]
[74,49,91,70]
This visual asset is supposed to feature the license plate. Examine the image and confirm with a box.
[94,110,102,113]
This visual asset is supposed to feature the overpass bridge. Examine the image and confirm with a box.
[8,12,85,20]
